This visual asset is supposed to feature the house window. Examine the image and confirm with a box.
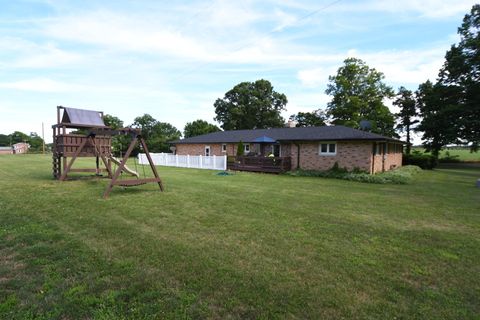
[374,143,383,155]
[319,142,336,155]
[272,144,281,157]
[221,144,227,152]
[244,143,250,153]
[205,146,210,156]
[388,143,400,154]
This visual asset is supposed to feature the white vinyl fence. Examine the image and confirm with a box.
[138,153,227,171]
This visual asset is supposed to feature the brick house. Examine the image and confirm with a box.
[172,126,403,174]
[0,143,29,155]
[13,142,29,154]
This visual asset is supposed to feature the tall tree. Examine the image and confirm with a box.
[28,132,44,152]
[214,79,287,130]
[416,81,459,158]
[289,109,326,127]
[149,122,182,153]
[438,4,480,151]
[184,120,221,138]
[10,131,29,144]
[0,134,10,146]
[393,87,418,154]
[103,114,124,129]
[132,114,181,153]
[325,57,395,136]
[132,114,157,141]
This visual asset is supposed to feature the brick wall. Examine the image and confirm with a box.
[372,154,383,173]
[176,143,227,156]
[176,141,402,174]
[372,143,403,173]
[281,144,291,158]
[288,141,374,172]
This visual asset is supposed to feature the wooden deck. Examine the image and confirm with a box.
[228,156,291,173]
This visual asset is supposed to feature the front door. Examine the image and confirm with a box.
[205,146,210,157]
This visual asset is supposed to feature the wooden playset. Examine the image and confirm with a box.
[52,106,163,198]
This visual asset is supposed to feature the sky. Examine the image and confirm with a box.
[0,0,477,143]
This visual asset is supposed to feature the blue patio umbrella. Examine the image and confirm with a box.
[253,136,276,143]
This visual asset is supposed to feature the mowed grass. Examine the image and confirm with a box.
[0,155,479,319]
[412,147,480,162]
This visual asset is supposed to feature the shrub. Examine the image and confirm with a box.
[285,165,422,185]
[439,151,461,163]
[236,141,244,157]
[227,156,237,164]
[403,152,438,169]
[331,161,348,173]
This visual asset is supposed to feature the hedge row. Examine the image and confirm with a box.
[403,153,438,169]
[286,165,422,184]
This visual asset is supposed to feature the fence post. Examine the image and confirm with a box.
[199,155,203,169]
[223,155,227,170]
[213,155,216,169]
[187,154,190,168]
[175,154,178,167]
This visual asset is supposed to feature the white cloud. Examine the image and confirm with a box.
[0,78,85,92]
[0,37,84,68]
[203,0,262,28]
[353,47,447,85]
[284,92,331,116]
[37,10,340,67]
[42,11,212,61]
[331,0,477,18]
[296,44,451,91]
[272,8,298,31]
[297,66,337,88]
[371,0,477,18]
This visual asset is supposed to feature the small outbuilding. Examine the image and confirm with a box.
[0,143,29,155]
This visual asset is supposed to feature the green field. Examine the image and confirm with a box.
[1,155,479,319]
[412,147,480,162]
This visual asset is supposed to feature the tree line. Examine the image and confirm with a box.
[0,132,45,152]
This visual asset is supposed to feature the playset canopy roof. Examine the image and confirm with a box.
[54,107,107,128]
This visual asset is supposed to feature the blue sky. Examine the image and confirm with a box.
[0,0,477,142]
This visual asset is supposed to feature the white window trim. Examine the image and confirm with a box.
[319,142,337,156]
[244,143,250,153]
[205,145,210,156]
[221,143,227,152]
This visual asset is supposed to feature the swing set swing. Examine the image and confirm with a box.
[112,147,148,188]
[101,127,164,197]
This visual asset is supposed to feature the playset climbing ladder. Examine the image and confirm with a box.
[52,106,163,198]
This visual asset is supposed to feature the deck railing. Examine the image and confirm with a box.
[229,156,291,173]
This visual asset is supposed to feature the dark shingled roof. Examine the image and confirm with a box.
[61,107,106,127]
[172,126,403,144]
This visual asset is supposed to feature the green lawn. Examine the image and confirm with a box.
[412,147,480,162]
[1,155,479,319]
